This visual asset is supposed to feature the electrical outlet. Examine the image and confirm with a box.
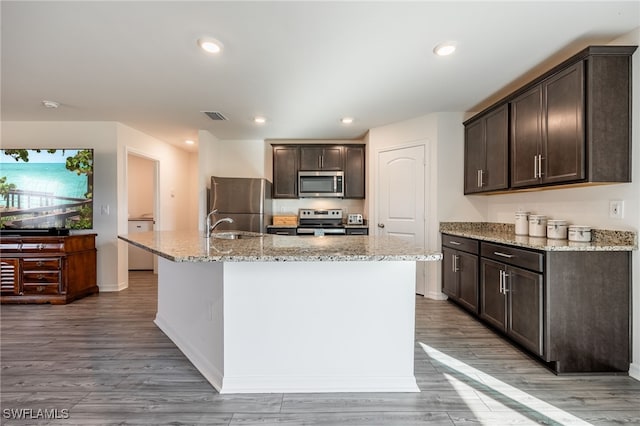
[609,200,624,219]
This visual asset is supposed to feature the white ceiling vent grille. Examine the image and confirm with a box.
[203,111,228,121]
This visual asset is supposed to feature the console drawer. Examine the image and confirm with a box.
[22,258,61,270]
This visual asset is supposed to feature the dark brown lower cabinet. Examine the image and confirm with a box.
[481,258,543,357]
[442,235,479,314]
[442,232,630,374]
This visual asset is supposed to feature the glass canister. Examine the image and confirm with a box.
[547,219,568,239]
[528,215,547,237]
[515,211,530,236]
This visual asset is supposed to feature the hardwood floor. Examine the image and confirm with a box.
[1,271,639,425]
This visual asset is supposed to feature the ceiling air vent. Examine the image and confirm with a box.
[203,111,228,121]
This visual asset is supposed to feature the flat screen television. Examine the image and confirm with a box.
[0,149,94,235]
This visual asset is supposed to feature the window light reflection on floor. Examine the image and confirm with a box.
[419,342,592,426]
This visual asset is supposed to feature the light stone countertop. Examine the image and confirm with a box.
[119,230,442,262]
[440,222,637,252]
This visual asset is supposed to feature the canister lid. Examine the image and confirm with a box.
[547,220,567,225]
[529,214,547,219]
[515,211,530,216]
[569,225,591,231]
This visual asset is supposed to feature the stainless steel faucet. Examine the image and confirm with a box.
[205,209,234,236]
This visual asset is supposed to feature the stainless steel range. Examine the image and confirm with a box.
[297,208,345,236]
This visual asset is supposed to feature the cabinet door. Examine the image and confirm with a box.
[480,259,506,330]
[1,258,20,295]
[511,85,543,188]
[464,118,485,194]
[483,105,509,191]
[300,146,343,170]
[300,146,324,170]
[321,146,343,170]
[542,62,585,184]
[344,145,365,198]
[457,251,479,314]
[507,266,544,356]
[273,146,299,198]
[441,247,458,299]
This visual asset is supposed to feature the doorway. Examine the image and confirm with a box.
[376,142,428,295]
[127,153,158,271]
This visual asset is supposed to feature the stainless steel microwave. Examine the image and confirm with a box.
[298,171,344,198]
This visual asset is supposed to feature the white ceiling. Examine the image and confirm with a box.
[2,1,639,152]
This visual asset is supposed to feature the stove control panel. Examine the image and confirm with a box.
[298,209,343,220]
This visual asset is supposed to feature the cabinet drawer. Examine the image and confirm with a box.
[442,234,479,255]
[22,282,60,295]
[481,242,543,272]
[23,271,61,285]
[20,243,64,253]
[22,258,61,270]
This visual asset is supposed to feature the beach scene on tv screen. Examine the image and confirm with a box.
[0,149,93,230]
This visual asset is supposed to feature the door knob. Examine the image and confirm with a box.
[377,223,385,228]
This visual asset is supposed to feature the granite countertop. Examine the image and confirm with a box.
[440,222,637,252]
[119,230,442,262]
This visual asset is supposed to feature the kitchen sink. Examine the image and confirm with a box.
[211,231,265,240]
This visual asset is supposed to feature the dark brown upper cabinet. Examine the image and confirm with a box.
[299,146,343,171]
[511,62,586,188]
[272,144,366,199]
[344,145,365,199]
[464,104,509,194]
[272,145,299,198]
[465,45,636,194]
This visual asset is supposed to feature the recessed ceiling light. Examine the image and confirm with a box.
[185,139,195,145]
[42,100,60,109]
[433,42,457,56]
[340,117,354,124]
[254,116,267,124]
[198,37,223,54]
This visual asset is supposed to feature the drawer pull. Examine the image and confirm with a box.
[37,274,45,280]
[494,251,514,259]
[38,244,45,250]
[36,285,45,292]
[36,261,45,267]
[448,241,462,246]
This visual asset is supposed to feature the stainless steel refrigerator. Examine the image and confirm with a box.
[209,177,272,233]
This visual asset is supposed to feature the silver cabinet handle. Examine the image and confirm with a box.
[448,241,461,246]
[533,155,538,179]
[538,154,543,178]
[452,254,459,273]
[377,223,385,228]
[477,169,484,187]
[494,251,514,258]
[499,270,510,294]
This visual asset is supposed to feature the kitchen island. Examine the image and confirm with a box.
[119,231,441,394]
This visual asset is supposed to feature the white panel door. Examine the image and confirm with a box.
[377,144,426,294]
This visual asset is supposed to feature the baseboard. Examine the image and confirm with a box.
[424,290,448,301]
[220,375,419,394]
[98,280,128,292]
[629,362,640,381]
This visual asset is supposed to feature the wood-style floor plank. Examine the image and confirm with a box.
[1,271,639,425]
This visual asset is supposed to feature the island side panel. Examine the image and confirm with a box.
[154,257,225,391]
[221,260,419,393]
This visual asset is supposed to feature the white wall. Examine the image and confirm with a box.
[116,123,197,289]
[1,121,119,290]
[367,113,454,300]
[0,121,199,292]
